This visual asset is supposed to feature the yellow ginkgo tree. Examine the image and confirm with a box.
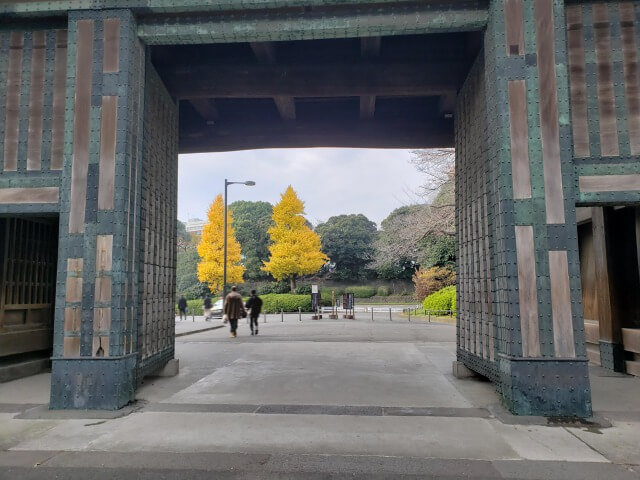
[197,194,245,294]
[262,186,328,291]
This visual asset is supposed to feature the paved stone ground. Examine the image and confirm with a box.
[1,319,639,479]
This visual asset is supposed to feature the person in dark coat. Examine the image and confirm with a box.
[245,290,263,336]
[224,286,246,338]
[178,296,188,321]
[203,294,213,321]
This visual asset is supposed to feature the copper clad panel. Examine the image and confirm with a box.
[549,250,576,357]
[593,4,620,157]
[98,96,117,210]
[566,5,590,158]
[579,174,640,192]
[504,0,525,56]
[508,80,532,199]
[536,0,565,224]
[620,3,640,155]
[3,32,23,172]
[103,18,120,73]
[51,30,67,171]
[515,225,540,357]
[27,31,46,171]
[0,187,59,204]
[69,20,94,233]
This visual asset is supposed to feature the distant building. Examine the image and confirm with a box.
[185,218,205,235]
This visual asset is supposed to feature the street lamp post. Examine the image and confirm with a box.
[223,179,256,304]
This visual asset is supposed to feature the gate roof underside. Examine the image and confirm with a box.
[156,32,481,152]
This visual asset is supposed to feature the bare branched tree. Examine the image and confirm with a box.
[373,149,456,273]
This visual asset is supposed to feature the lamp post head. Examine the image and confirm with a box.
[244,181,256,186]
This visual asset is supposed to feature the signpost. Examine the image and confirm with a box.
[342,293,355,319]
[311,284,322,320]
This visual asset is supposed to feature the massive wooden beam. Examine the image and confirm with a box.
[166,61,464,99]
[137,3,489,45]
[2,0,489,18]
[250,42,296,121]
[359,37,381,119]
[179,119,454,153]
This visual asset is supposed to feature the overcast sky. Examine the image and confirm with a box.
[178,148,424,227]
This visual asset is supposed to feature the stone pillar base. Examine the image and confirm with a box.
[499,356,592,418]
[50,355,136,410]
[452,361,477,378]
[152,358,179,377]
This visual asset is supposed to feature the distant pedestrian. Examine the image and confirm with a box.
[203,294,213,321]
[245,290,263,336]
[178,296,187,321]
[224,286,246,338]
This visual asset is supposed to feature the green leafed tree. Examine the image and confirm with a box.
[315,214,377,281]
[230,200,273,281]
[176,241,209,300]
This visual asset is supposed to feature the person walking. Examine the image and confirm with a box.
[224,286,246,338]
[245,290,263,336]
[177,296,188,321]
[203,294,213,321]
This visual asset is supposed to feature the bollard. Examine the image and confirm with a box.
[389,308,392,321]
[408,309,411,322]
[299,307,302,321]
[371,307,374,322]
[264,312,267,323]
[428,311,431,323]
[281,309,284,322]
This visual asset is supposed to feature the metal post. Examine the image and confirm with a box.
[299,307,302,321]
[264,312,267,323]
[223,179,228,306]
[408,308,411,322]
[371,307,374,322]
[281,309,284,322]
[428,311,431,323]
[389,308,392,321]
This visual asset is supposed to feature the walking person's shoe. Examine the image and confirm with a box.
[255,330,258,335]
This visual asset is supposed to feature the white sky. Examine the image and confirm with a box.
[178,148,423,227]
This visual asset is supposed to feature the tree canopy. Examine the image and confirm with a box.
[197,194,245,294]
[230,200,273,281]
[262,186,328,290]
[316,214,377,281]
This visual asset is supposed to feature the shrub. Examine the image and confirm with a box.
[295,284,312,295]
[260,293,313,313]
[257,281,291,295]
[320,286,343,300]
[345,285,376,298]
[413,266,456,302]
[422,285,456,312]
[376,285,390,296]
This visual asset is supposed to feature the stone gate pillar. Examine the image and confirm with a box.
[480,0,592,416]
[50,9,145,409]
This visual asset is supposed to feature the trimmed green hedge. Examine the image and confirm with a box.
[376,285,390,296]
[422,285,456,312]
[261,293,313,313]
[175,299,204,316]
[345,286,376,298]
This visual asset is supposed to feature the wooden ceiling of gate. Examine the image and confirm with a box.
[151,32,481,152]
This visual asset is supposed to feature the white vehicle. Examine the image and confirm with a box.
[205,299,224,321]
